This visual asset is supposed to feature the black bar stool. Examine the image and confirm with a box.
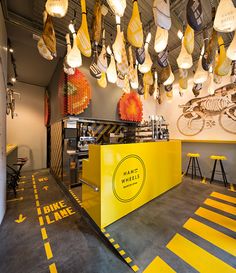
[185,153,203,180]
[209,155,228,187]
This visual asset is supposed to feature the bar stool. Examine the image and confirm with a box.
[185,153,203,180]
[210,155,228,187]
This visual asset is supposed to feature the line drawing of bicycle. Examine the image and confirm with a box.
[177,84,236,136]
[6,87,20,119]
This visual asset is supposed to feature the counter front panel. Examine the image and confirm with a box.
[82,141,182,228]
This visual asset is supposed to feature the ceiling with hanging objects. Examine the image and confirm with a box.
[3,0,236,90]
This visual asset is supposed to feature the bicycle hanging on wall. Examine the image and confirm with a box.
[6,84,20,119]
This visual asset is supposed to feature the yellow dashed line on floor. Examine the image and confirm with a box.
[32,174,58,271]
[183,218,236,256]
[44,242,53,259]
[166,233,236,273]
[39,216,44,226]
[41,227,48,240]
[204,198,236,216]
[195,207,236,232]
[37,207,42,216]
[49,263,58,273]
[143,256,176,273]
[210,192,236,205]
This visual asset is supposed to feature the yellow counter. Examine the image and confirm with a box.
[82,141,182,228]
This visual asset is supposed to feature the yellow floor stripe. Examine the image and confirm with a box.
[37,208,42,216]
[132,265,140,272]
[39,216,44,226]
[183,218,236,256]
[41,228,48,240]
[195,207,236,232]
[6,197,23,202]
[204,198,236,216]
[229,184,236,192]
[210,192,236,205]
[36,200,40,207]
[49,263,58,273]
[166,234,236,273]
[44,242,53,260]
[143,256,176,273]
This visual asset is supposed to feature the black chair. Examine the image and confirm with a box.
[185,153,203,180]
[209,155,228,187]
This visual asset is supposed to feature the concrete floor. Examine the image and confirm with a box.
[0,169,132,273]
[1,170,235,273]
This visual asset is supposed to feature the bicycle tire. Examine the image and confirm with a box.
[177,112,205,136]
[219,106,236,134]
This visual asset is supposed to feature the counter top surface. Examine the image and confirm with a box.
[92,140,179,147]
[6,144,17,156]
[175,139,236,144]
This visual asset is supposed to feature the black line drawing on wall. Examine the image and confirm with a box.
[177,84,236,136]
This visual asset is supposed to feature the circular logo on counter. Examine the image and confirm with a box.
[112,155,146,203]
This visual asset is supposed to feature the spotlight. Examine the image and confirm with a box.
[11,77,16,83]
[9,48,14,53]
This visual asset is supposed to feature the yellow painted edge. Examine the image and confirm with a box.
[37,208,42,216]
[143,256,176,273]
[228,184,236,192]
[119,250,126,256]
[166,233,236,273]
[195,207,236,232]
[39,216,44,226]
[44,242,53,260]
[49,263,58,273]
[114,243,120,249]
[132,265,140,272]
[41,227,48,240]
[183,218,236,256]
[6,197,23,202]
[36,200,40,207]
[204,198,236,216]
[109,238,115,243]
[201,177,207,184]
[125,257,132,264]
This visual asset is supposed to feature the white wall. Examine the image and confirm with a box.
[7,82,47,171]
[0,2,7,224]
[156,74,236,141]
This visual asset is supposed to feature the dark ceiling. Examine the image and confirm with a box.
[2,0,235,88]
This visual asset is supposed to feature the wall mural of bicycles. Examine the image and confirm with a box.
[177,84,236,136]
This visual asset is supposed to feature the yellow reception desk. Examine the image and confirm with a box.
[82,141,182,229]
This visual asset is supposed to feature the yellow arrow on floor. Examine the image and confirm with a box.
[15,214,26,224]
[43,186,48,191]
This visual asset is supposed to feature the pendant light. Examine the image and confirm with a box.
[122,75,130,93]
[112,16,123,64]
[97,72,107,88]
[153,71,159,100]
[214,0,236,33]
[215,36,231,76]
[64,33,75,75]
[179,69,188,90]
[163,69,174,86]
[45,0,68,18]
[177,39,193,69]
[139,32,153,73]
[184,24,194,55]
[154,27,168,53]
[107,0,126,17]
[106,46,118,83]
[130,61,139,89]
[76,0,92,57]
[207,66,215,95]
[127,0,143,48]
[67,24,82,68]
[227,31,236,60]
[194,46,209,84]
